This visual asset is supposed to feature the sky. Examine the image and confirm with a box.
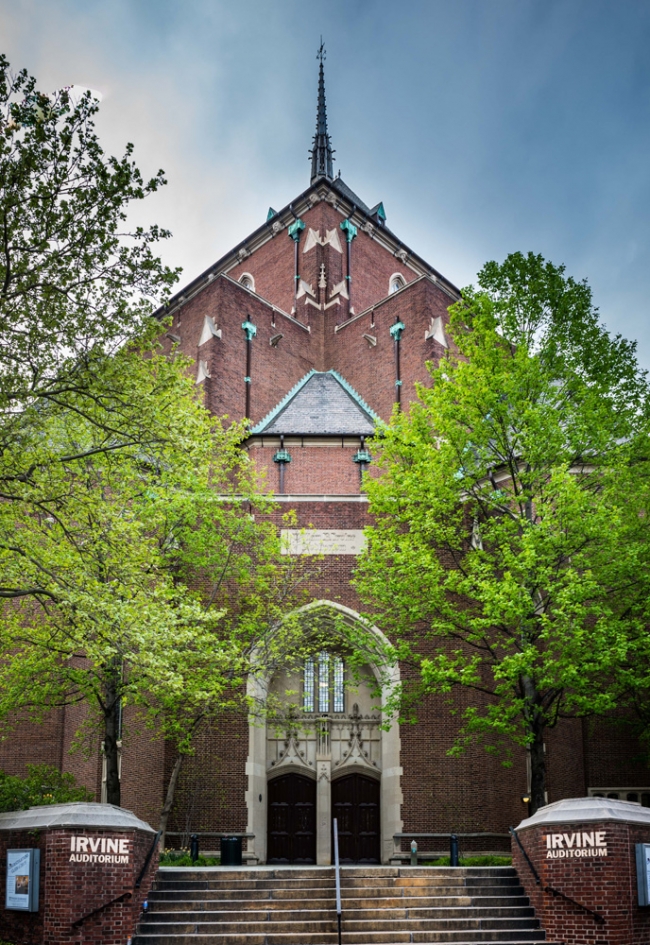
[2,0,650,366]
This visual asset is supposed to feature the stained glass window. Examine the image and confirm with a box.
[303,651,344,713]
[303,657,315,712]
[333,656,345,713]
[318,652,330,712]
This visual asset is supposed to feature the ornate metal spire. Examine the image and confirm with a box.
[310,40,334,183]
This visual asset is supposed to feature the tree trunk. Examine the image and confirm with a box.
[159,753,184,849]
[103,676,121,807]
[522,674,547,815]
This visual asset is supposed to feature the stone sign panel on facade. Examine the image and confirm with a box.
[280,529,366,555]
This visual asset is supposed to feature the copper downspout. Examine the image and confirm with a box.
[390,317,405,410]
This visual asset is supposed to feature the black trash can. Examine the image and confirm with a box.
[220,836,243,866]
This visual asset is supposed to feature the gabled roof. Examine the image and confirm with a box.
[155,173,460,323]
[330,176,371,214]
[251,370,378,436]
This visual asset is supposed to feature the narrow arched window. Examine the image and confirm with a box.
[239,273,255,291]
[389,274,405,294]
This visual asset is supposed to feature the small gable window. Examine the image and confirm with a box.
[390,274,405,294]
[239,273,255,292]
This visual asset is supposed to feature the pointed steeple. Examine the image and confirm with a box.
[310,40,335,183]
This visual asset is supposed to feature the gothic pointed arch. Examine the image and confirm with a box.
[245,600,402,865]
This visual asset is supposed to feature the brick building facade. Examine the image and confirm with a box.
[1,54,648,864]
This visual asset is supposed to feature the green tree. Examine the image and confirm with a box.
[0,55,333,821]
[356,252,650,813]
[0,55,177,417]
[0,55,181,610]
[0,345,262,806]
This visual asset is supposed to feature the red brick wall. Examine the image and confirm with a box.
[0,826,158,945]
[165,712,249,843]
[250,444,364,495]
[120,707,166,829]
[59,698,103,800]
[329,277,456,420]
[584,717,650,792]
[0,708,65,777]
[159,277,315,426]
[227,201,417,322]
[513,818,650,945]
[159,197,457,428]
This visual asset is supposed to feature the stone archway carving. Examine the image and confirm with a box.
[245,600,402,864]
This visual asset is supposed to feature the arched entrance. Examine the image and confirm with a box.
[267,772,316,864]
[245,601,403,865]
[332,771,380,863]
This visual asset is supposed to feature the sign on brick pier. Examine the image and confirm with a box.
[511,796,650,945]
[0,801,159,945]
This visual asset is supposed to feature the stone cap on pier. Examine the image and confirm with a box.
[516,795,650,831]
[0,801,155,833]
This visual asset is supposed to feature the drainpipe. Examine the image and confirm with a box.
[390,317,405,410]
[288,216,305,312]
[340,213,358,318]
[242,320,257,419]
[352,435,372,487]
[273,435,292,494]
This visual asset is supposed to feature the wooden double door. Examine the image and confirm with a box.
[267,771,380,864]
[333,772,381,864]
[267,772,317,864]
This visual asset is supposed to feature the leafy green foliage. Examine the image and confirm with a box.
[356,252,650,811]
[0,55,178,417]
[422,855,512,866]
[0,343,277,805]
[159,850,220,867]
[0,764,92,813]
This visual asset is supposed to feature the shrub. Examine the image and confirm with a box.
[159,849,220,867]
[0,764,93,812]
[422,855,512,866]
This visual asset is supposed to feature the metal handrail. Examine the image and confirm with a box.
[333,817,342,945]
[136,830,162,888]
[71,890,131,929]
[394,832,510,839]
[164,831,254,838]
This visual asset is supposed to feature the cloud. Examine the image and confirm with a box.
[2,0,649,366]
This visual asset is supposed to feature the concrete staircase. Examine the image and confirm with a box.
[134,866,557,944]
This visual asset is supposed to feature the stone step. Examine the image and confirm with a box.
[149,886,525,903]
[156,867,517,882]
[153,878,523,893]
[157,867,516,879]
[135,918,541,934]
[134,935,550,944]
[146,895,529,911]
[144,906,536,923]
[135,866,548,945]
